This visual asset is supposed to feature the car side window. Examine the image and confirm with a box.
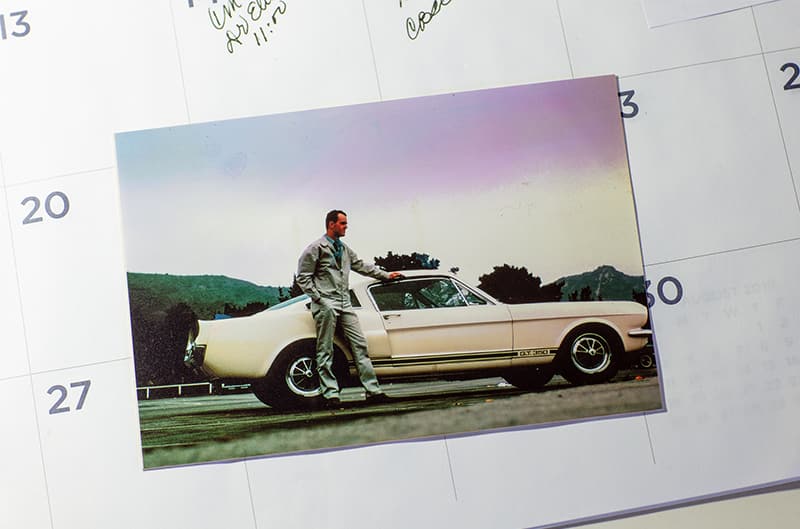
[370,278,467,311]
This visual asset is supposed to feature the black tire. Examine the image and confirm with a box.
[503,364,556,390]
[557,325,622,385]
[638,352,655,369]
[251,340,353,410]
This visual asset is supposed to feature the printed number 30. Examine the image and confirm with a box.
[645,277,683,308]
[619,90,639,118]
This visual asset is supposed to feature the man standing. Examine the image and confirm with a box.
[296,210,402,408]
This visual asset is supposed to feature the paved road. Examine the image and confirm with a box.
[139,370,662,469]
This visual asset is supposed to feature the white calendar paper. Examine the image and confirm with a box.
[2,0,799,528]
[641,0,779,27]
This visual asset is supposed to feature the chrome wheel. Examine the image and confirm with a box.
[285,356,321,397]
[639,352,655,369]
[570,332,612,375]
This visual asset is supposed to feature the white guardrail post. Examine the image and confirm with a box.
[136,382,214,399]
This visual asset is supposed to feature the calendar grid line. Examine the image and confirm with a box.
[4,166,115,189]
[617,48,796,80]
[360,0,384,101]
[168,0,193,123]
[751,9,800,214]
[2,151,37,387]
[643,413,657,465]
[24,375,57,529]
[243,461,261,529]
[644,234,800,268]
[2,153,56,529]
[555,0,575,79]
[29,355,132,378]
[760,64,800,213]
[443,435,459,501]
[750,7,764,54]
[0,371,37,384]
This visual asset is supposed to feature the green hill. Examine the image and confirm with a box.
[558,265,645,302]
[127,272,287,320]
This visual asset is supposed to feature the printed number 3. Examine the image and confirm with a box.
[781,63,800,91]
[48,380,91,415]
[619,90,639,118]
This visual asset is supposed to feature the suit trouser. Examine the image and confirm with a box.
[312,301,382,399]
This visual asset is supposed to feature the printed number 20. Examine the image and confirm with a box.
[48,380,91,415]
[21,191,70,224]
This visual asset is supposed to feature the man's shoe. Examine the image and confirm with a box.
[323,396,342,409]
[365,392,392,404]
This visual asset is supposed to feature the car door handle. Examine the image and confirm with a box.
[382,313,401,320]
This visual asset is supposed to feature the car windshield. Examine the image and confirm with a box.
[267,294,309,311]
[454,280,489,305]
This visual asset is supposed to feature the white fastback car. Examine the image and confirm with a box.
[185,271,651,410]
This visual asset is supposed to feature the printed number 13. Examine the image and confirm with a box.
[0,10,30,39]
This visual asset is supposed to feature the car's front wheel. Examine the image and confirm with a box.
[557,325,621,385]
[503,364,555,390]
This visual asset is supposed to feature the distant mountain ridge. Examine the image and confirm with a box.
[127,265,645,320]
[558,265,645,301]
[127,272,287,320]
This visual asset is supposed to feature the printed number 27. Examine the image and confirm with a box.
[619,90,639,118]
[48,380,91,414]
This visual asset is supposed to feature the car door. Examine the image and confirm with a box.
[368,277,512,363]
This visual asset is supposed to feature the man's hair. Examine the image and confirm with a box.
[325,209,346,228]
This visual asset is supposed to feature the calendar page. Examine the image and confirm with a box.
[641,0,779,26]
[2,1,799,528]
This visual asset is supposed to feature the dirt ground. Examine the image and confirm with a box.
[139,371,663,469]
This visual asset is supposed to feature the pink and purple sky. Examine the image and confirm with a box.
[117,75,644,286]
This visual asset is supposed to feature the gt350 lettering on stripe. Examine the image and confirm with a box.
[516,349,554,357]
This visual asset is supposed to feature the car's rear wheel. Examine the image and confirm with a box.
[503,364,555,390]
[557,325,621,385]
[251,340,352,410]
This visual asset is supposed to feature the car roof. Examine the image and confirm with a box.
[350,269,459,286]
[350,270,501,304]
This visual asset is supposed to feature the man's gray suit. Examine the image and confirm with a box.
[296,235,390,400]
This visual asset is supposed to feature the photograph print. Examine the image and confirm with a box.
[115,75,663,469]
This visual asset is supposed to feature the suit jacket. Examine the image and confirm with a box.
[296,235,390,305]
